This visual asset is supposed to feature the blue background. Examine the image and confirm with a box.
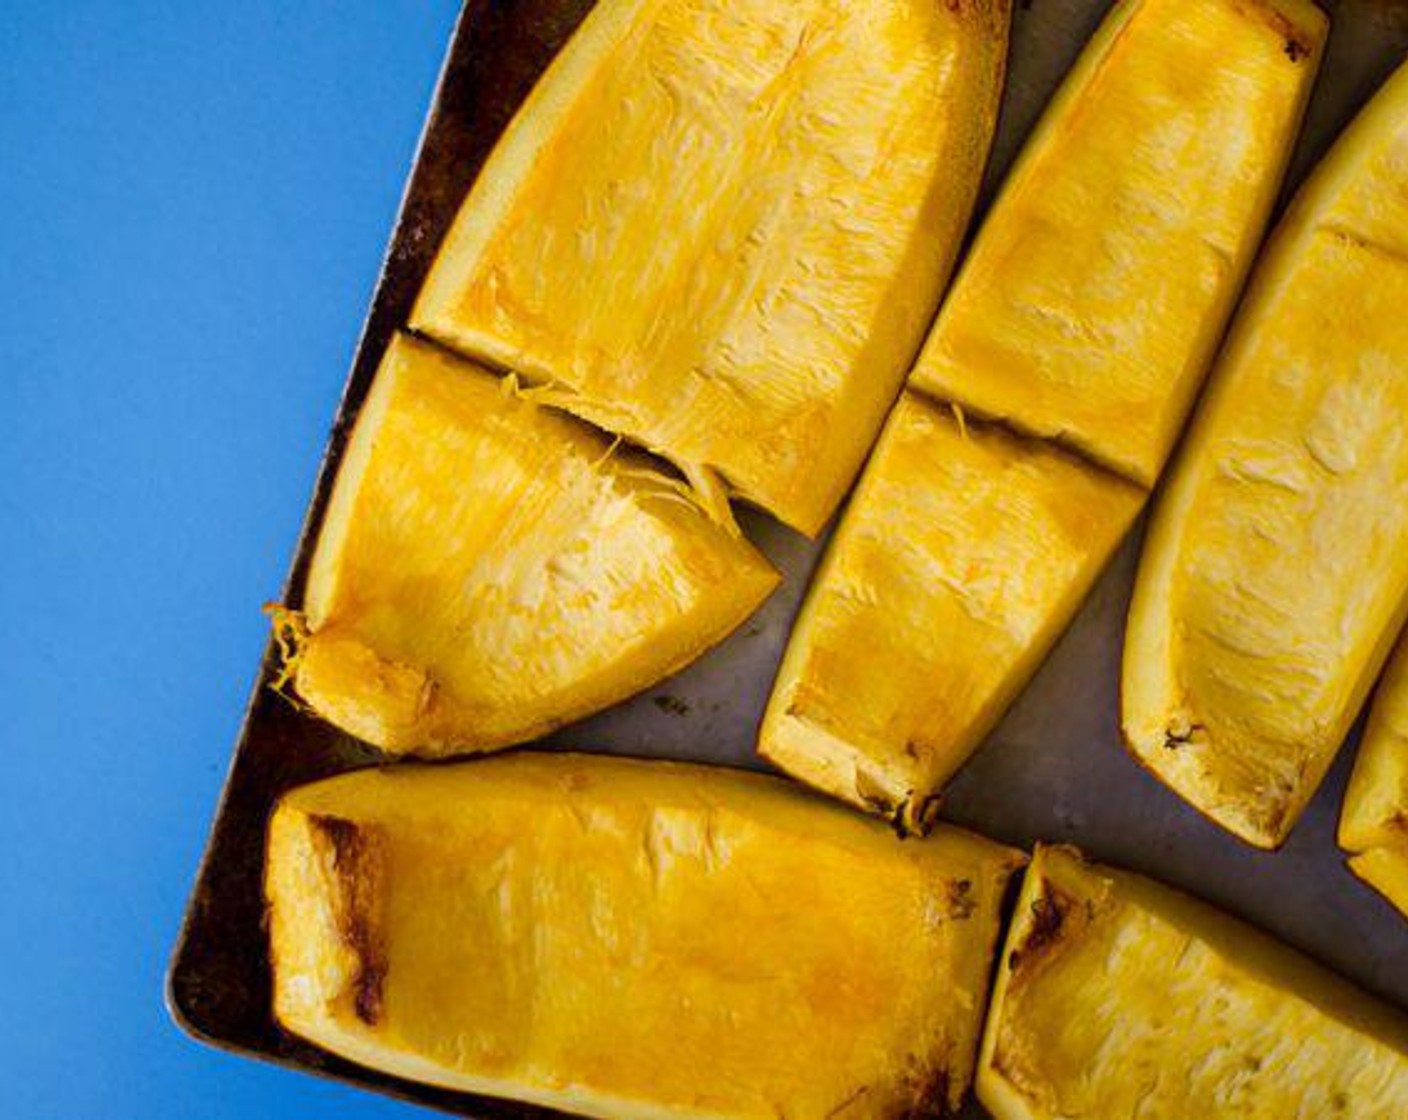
[1,3,463,1116]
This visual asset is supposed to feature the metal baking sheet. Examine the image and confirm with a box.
[168,3,1408,1117]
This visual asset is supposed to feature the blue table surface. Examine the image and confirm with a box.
[1,3,465,1116]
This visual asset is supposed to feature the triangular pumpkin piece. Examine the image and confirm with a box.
[276,333,778,755]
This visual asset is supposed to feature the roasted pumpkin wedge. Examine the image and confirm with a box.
[266,753,1026,1120]
[411,0,1013,536]
[908,0,1325,486]
[1342,630,1408,920]
[761,392,1142,831]
[1124,60,1408,849]
[979,845,1408,1119]
[275,333,777,756]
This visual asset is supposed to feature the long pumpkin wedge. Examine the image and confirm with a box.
[1124,60,1408,849]
[266,753,1025,1119]
[978,845,1408,1119]
[412,0,1012,537]
[760,0,1323,827]
[1342,629,1408,920]
[275,333,777,755]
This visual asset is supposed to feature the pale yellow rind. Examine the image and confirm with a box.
[761,392,1142,828]
[290,333,778,756]
[412,0,1012,536]
[978,845,1408,1120]
[1343,632,1408,852]
[909,0,1325,486]
[1124,60,1408,849]
[1341,629,1408,920]
[266,753,1026,1119]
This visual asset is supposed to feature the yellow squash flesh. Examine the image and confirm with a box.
[1342,630,1408,920]
[761,392,1142,830]
[266,753,1026,1119]
[978,845,1408,1120]
[1123,60,1408,849]
[1348,847,1408,922]
[412,0,1013,536]
[281,333,777,756]
[908,0,1325,487]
